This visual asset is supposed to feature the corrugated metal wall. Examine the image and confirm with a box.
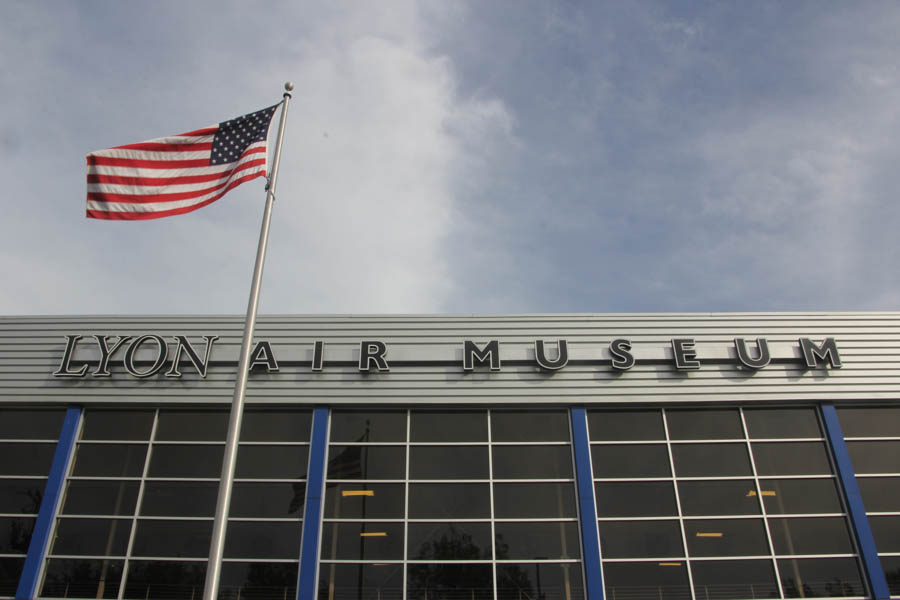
[2,313,899,404]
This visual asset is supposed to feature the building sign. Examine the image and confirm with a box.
[52,334,843,379]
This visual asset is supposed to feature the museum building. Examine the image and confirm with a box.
[1,313,899,600]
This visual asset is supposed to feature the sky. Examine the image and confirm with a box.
[2,1,900,315]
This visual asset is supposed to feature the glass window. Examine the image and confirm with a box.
[603,562,690,600]
[0,516,35,553]
[0,558,25,597]
[409,483,490,519]
[678,480,761,516]
[494,522,580,559]
[491,410,569,442]
[671,443,751,477]
[50,518,130,556]
[41,558,123,599]
[778,557,864,598]
[155,409,227,441]
[231,481,306,518]
[410,446,489,479]
[759,478,843,514]
[81,410,154,441]
[122,560,206,600]
[691,560,779,599]
[492,445,572,479]
[684,519,769,557]
[769,517,854,555]
[591,444,670,478]
[493,482,576,518]
[72,444,146,477]
[317,563,403,600]
[408,523,492,560]
[140,481,218,517]
[224,520,301,559]
[857,476,900,512]
[0,478,46,514]
[588,410,664,441]
[241,408,311,442]
[744,408,821,439]
[837,406,900,437]
[328,445,406,480]
[0,442,56,475]
[323,483,403,519]
[869,515,900,553]
[62,480,139,516]
[220,562,297,600]
[497,563,584,600]
[846,440,900,474]
[598,520,683,558]
[235,445,308,479]
[880,555,900,596]
[0,409,65,439]
[595,481,677,517]
[667,409,744,440]
[330,410,406,443]
[752,442,833,476]
[320,521,405,560]
[131,520,212,558]
[147,444,223,478]
[410,410,487,443]
[407,564,493,600]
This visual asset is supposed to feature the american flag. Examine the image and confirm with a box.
[86,104,280,220]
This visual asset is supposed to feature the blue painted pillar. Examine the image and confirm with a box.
[571,406,604,600]
[16,405,82,599]
[297,406,329,600]
[820,402,890,600]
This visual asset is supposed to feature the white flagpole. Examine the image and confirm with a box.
[203,81,293,600]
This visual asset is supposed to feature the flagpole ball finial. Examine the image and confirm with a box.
[284,81,294,92]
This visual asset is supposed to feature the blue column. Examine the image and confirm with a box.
[571,406,604,600]
[820,402,890,600]
[16,405,82,600]
[297,406,329,600]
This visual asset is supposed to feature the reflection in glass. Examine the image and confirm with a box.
[131,520,212,557]
[0,479,45,514]
[858,477,900,512]
[224,520,301,559]
[678,480,761,516]
[411,411,487,442]
[155,409,227,441]
[591,444,670,478]
[684,519,769,557]
[0,558,25,597]
[236,445,308,479]
[0,409,64,440]
[0,517,35,553]
[320,522,404,560]
[62,480,138,516]
[410,446,489,480]
[148,445,223,478]
[140,481,218,517]
[837,406,900,438]
[880,555,900,596]
[408,523,492,560]
[598,520,683,558]
[328,445,405,480]
[407,564,493,600]
[220,562,298,600]
[869,515,900,553]
[492,446,572,479]
[122,560,206,600]
[588,410,664,441]
[324,483,403,519]
[759,478,843,514]
[231,482,306,518]
[497,563,584,600]
[81,410,154,441]
[317,563,403,600]
[330,410,406,443]
[691,560,778,599]
[671,443,751,477]
[846,441,900,474]
[603,562,690,600]
[41,558,123,599]
[744,408,821,439]
[491,410,569,442]
[50,518,129,556]
[495,522,579,559]
[769,517,854,555]
[72,444,146,477]
[752,442,832,476]
[409,483,490,519]
[0,443,56,476]
[493,482,576,518]
[778,557,864,598]
[667,409,743,440]
[595,481,677,517]
[241,408,311,442]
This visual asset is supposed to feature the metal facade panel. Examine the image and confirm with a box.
[1,313,898,405]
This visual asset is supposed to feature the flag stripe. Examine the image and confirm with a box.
[87,145,265,168]
[111,141,214,152]
[87,158,266,189]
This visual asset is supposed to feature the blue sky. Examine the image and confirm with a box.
[2,1,899,314]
